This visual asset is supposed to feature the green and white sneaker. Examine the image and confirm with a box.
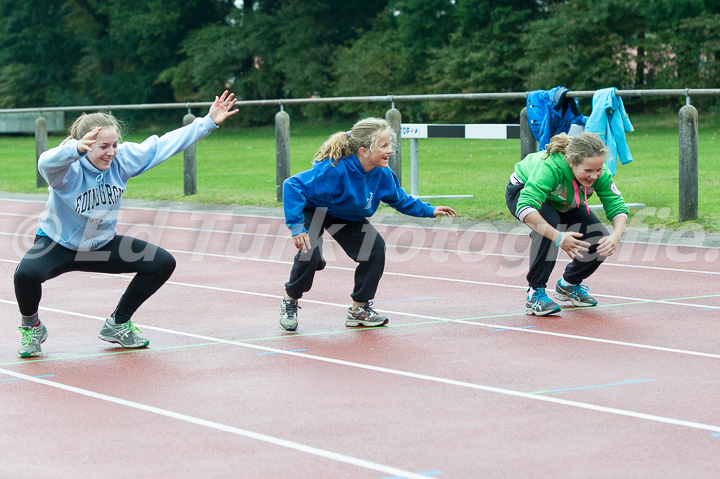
[18,323,49,358]
[554,280,598,307]
[526,288,562,316]
[345,302,389,327]
[98,319,149,348]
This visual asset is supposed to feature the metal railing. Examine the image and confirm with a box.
[9,88,720,222]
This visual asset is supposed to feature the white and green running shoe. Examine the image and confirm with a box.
[18,323,49,358]
[98,319,149,348]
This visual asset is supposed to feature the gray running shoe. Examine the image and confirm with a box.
[345,302,389,327]
[554,280,598,307]
[98,319,149,348]
[18,323,49,358]
[280,298,299,331]
[525,288,562,316]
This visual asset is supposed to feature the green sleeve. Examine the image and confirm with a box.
[516,160,562,215]
[593,168,629,220]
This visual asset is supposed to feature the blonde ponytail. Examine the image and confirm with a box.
[543,132,608,166]
[314,117,396,165]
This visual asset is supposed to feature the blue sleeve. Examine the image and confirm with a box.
[382,171,435,218]
[117,114,218,179]
[283,175,310,236]
[283,166,334,236]
[37,140,84,188]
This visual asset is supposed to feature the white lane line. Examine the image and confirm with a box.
[1,206,719,253]
[2,232,717,279]
[3,322,720,437]
[3,246,717,307]
[3,226,720,276]
[0,368,431,479]
[3,295,719,361]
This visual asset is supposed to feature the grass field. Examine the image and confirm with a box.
[2,113,719,230]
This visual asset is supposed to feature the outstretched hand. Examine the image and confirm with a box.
[433,206,457,217]
[77,127,102,155]
[209,90,239,126]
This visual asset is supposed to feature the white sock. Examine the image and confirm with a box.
[106,316,117,325]
[527,287,537,298]
[560,278,575,288]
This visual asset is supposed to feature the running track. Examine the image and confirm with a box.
[1,194,719,478]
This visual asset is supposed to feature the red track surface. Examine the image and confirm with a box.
[1,195,719,478]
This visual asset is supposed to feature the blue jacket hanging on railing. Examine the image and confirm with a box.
[526,86,587,151]
[585,87,634,175]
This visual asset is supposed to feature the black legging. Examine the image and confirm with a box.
[285,208,386,302]
[506,182,608,289]
[14,234,176,323]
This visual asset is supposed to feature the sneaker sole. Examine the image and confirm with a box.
[279,321,298,331]
[525,306,561,316]
[19,351,43,358]
[345,318,389,327]
[98,335,150,348]
[553,293,597,307]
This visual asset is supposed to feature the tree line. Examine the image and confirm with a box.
[1,0,718,124]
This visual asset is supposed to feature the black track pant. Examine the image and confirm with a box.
[14,235,176,323]
[285,208,385,302]
[506,182,608,289]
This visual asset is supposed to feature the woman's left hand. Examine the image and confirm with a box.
[433,206,457,217]
[596,235,620,257]
[209,91,239,125]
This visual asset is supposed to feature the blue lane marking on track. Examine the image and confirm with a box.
[711,433,720,437]
[529,379,657,395]
[373,297,442,304]
[0,374,55,382]
[381,471,442,479]
[256,349,309,356]
[700,308,719,311]
[490,326,538,332]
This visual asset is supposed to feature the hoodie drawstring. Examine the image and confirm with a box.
[572,180,590,214]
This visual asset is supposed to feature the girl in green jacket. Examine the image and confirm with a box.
[505,132,628,315]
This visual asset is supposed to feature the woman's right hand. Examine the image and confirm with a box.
[558,231,590,259]
[77,127,101,154]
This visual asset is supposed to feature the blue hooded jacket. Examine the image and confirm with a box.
[526,86,587,150]
[283,155,436,236]
[585,87,634,175]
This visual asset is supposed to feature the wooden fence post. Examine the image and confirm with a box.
[678,104,698,221]
[385,107,402,184]
[183,113,197,196]
[520,107,536,160]
[275,109,290,202]
[35,117,48,188]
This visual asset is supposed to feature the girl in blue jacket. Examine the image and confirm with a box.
[14,91,238,357]
[279,117,456,331]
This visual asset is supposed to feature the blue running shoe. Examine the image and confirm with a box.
[525,288,561,316]
[554,280,598,307]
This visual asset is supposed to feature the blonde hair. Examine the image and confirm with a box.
[544,132,608,166]
[62,112,123,145]
[314,117,396,165]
